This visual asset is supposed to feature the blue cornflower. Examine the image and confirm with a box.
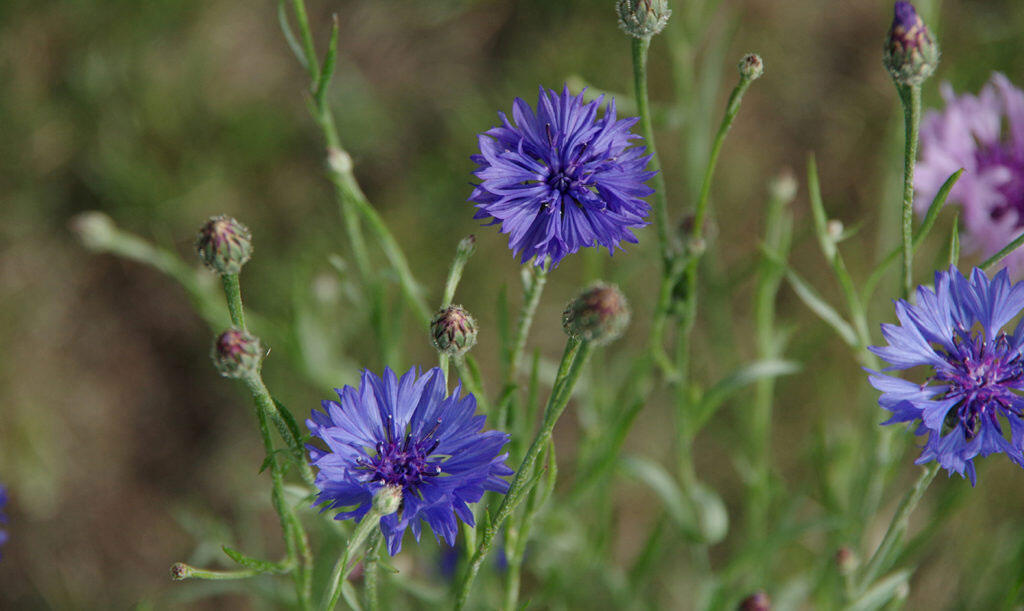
[469,85,655,268]
[0,484,8,559]
[307,367,513,555]
[869,266,1024,484]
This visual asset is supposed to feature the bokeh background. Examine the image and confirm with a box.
[3,0,1024,608]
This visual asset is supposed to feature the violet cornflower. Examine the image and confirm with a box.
[469,86,655,268]
[307,367,513,555]
[916,74,1024,274]
[869,266,1024,484]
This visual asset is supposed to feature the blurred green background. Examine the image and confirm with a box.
[3,0,1024,608]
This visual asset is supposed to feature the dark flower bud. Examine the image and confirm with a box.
[883,2,939,86]
[738,591,771,611]
[738,53,764,81]
[211,328,263,378]
[431,305,478,357]
[562,282,630,345]
[835,547,857,575]
[196,215,252,275]
[616,0,671,40]
[170,562,190,581]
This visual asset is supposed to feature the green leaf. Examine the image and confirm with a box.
[341,580,364,611]
[277,0,309,70]
[785,269,859,347]
[313,15,339,110]
[949,211,960,267]
[806,154,836,261]
[622,456,727,543]
[846,570,911,611]
[692,359,800,431]
[221,546,291,574]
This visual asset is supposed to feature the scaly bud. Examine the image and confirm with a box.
[372,484,403,516]
[431,305,478,357]
[883,2,939,86]
[738,53,764,81]
[196,215,252,276]
[562,282,630,345]
[616,0,671,40]
[211,328,263,378]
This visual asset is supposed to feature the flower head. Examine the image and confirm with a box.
[211,328,263,378]
[562,282,631,345]
[869,266,1024,484]
[196,215,252,275]
[916,74,1024,274]
[883,2,939,86]
[307,367,513,555]
[0,484,8,560]
[431,305,478,357]
[469,86,655,268]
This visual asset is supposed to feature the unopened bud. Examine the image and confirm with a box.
[196,215,252,275]
[883,2,939,86]
[616,0,671,40]
[373,484,403,515]
[738,591,771,611]
[739,53,764,81]
[431,305,478,357]
[562,282,630,345]
[768,169,798,203]
[170,562,190,581]
[457,235,477,259]
[827,219,844,240]
[70,211,117,251]
[211,328,263,378]
[835,547,858,575]
[327,147,353,175]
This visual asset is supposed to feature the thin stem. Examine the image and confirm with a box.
[898,84,922,300]
[289,0,320,80]
[630,36,671,267]
[455,340,593,610]
[244,373,313,610]
[505,267,548,386]
[171,563,264,581]
[454,355,490,415]
[364,533,382,611]
[855,463,939,594]
[322,513,384,611]
[442,236,476,308]
[221,274,246,329]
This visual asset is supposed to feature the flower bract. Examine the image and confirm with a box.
[469,86,655,268]
[307,367,513,555]
[869,266,1024,484]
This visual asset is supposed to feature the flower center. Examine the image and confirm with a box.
[937,331,1024,438]
[977,143,1024,226]
[547,166,578,193]
[357,433,442,489]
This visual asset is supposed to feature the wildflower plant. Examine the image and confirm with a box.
[51,0,1024,609]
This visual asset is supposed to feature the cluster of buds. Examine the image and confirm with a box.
[616,0,671,39]
[562,282,631,346]
[883,2,939,86]
[431,305,478,357]
[211,328,263,378]
[196,215,252,275]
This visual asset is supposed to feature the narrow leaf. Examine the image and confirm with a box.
[692,359,801,431]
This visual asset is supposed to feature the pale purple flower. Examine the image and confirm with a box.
[916,73,1024,274]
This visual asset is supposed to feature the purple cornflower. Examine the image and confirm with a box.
[869,266,1024,484]
[307,367,513,555]
[0,484,7,559]
[469,86,655,268]
[916,74,1024,274]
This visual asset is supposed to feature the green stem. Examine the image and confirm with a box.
[171,563,265,581]
[505,267,548,387]
[454,355,490,415]
[221,274,246,329]
[630,36,671,267]
[898,84,922,300]
[855,463,939,595]
[364,534,382,611]
[455,340,593,610]
[288,0,320,80]
[442,236,476,308]
[323,514,385,611]
[244,373,313,610]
